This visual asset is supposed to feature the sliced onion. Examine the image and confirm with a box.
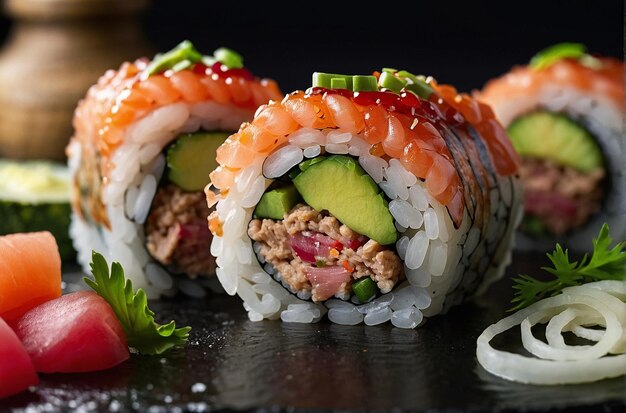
[476,281,626,385]
[520,296,622,361]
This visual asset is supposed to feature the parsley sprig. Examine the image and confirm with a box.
[85,251,191,355]
[510,224,626,311]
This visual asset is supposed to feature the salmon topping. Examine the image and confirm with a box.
[211,79,518,228]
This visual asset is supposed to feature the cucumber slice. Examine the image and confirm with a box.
[166,132,230,191]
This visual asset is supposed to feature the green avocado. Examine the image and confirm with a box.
[0,160,74,260]
[507,111,603,173]
[292,155,397,245]
[166,131,230,191]
[254,184,301,220]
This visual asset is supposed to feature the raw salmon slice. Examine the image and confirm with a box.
[0,232,62,322]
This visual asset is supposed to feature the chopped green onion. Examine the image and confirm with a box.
[145,40,202,76]
[378,71,406,92]
[405,79,434,99]
[172,59,192,72]
[352,277,378,302]
[382,67,397,74]
[331,77,348,89]
[312,72,356,90]
[312,72,334,88]
[530,43,586,70]
[316,259,326,268]
[214,47,244,69]
[396,70,418,84]
[352,75,378,92]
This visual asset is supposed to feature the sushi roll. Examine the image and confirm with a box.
[206,70,524,328]
[479,43,624,250]
[67,41,282,297]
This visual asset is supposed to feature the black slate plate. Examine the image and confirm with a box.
[2,252,625,413]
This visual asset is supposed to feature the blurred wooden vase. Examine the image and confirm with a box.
[0,0,152,161]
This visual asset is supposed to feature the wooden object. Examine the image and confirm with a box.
[0,0,152,161]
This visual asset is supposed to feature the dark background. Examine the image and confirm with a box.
[0,0,623,94]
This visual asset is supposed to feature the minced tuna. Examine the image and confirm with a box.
[248,204,404,302]
[145,185,216,277]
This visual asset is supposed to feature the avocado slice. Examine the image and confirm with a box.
[292,155,397,245]
[254,184,301,220]
[166,132,230,191]
[0,160,75,260]
[507,111,603,173]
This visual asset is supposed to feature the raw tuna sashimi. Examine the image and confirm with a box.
[0,317,38,399]
[305,266,351,301]
[12,291,129,373]
[0,231,62,322]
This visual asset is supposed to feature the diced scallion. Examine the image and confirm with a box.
[378,71,406,92]
[530,43,586,70]
[312,73,377,92]
[172,59,192,72]
[144,41,245,77]
[331,77,348,89]
[352,75,378,92]
[145,40,202,76]
[214,47,244,69]
[352,277,378,302]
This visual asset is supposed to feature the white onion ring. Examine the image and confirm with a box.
[521,297,621,360]
[476,281,626,385]
[545,307,591,349]
[571,325,605,343]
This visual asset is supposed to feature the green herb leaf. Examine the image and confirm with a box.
[84,251,191,355]
[510,223,626,311]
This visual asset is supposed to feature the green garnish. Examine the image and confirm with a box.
[312,72,334,88]
[352,75,378,92]
[352,277,378,302]
[310,70,430,96]
[312,73,353,90]
[312,73,380,92]
[316,259,326,268]
[510,224,626,311]
[84,251,191,355]
[530,43,586,70]
[213,47,244,69]
[331,77,348,89]
[171,59,193,72]
[378,71,406,92]
[144,41,245,77]
[145,40,202,76]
